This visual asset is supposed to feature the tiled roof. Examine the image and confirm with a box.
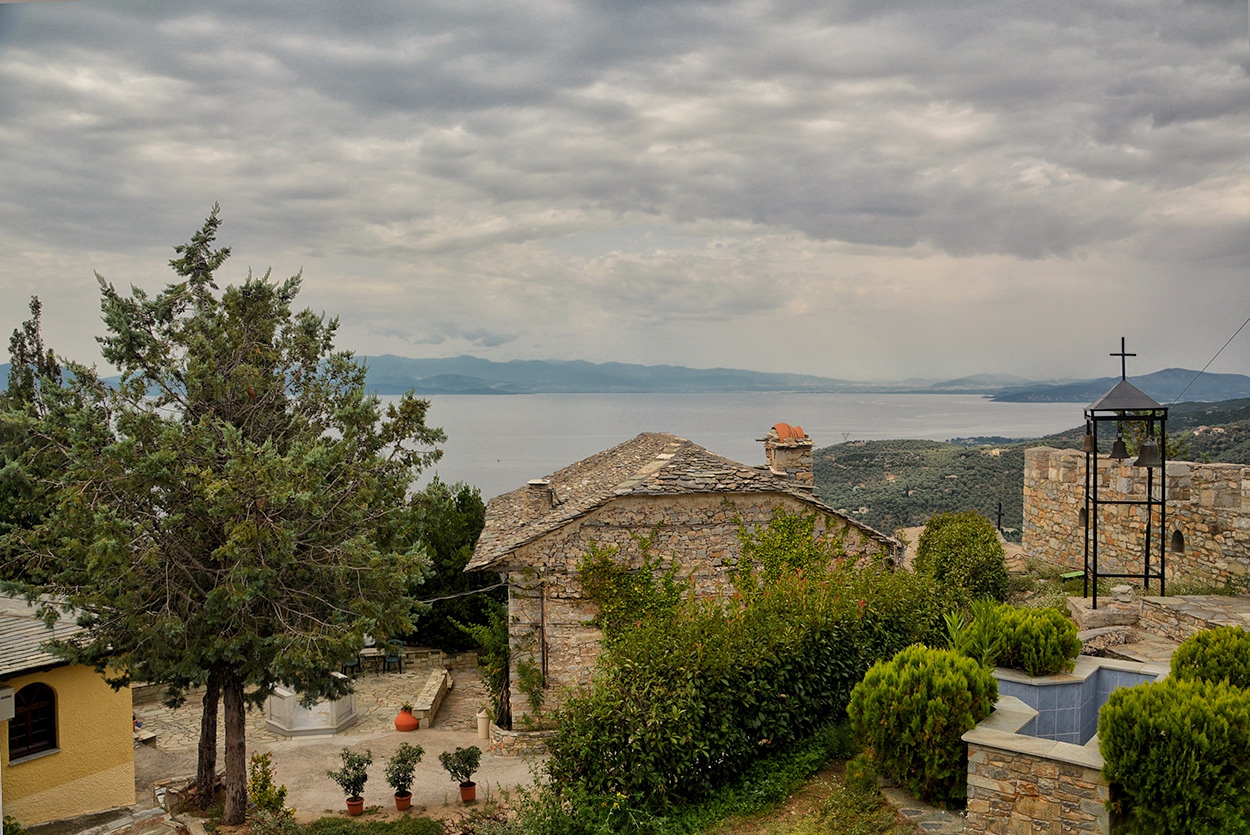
[467,432,896,570]
[0,595,82,679]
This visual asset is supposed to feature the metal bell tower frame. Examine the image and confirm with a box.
[1082,338,1168,609]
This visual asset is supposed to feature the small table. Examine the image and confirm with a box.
[359,647,385,674]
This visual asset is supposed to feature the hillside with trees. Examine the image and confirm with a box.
[814,398,1250,541]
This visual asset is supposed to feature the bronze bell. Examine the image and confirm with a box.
[1109,437,1130,460]
[1081,433,1096,453]
[1133,437,1162,468]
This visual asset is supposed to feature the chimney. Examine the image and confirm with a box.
[526,479,554,512]
[762,423,814,492]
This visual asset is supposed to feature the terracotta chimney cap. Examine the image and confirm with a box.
[772,423,806,441]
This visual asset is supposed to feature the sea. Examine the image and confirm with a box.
[402,392,1083,500]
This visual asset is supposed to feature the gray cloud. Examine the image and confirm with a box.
[0,0,1246,380]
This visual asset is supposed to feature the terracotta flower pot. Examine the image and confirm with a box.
[346,797,365,816]
[459,782,477,803]
[395,792,412,811]
[395,708,419,732]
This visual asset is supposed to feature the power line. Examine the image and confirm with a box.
[1169,312,1250,405]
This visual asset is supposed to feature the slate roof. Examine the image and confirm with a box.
[0,595,83,679]
[1088,379,1166,412]
[467,432,897,571]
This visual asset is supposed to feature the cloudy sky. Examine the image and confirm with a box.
[0,0,1247,383]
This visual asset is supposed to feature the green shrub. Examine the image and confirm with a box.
[847,644,997,806]
[944,597,1003,668]
[248,751,289,815]
[1170,625,1250,689]
[914,511,1008,601]
[384,742,425,797]
[996,606,1080,676]
[1099,678,1250,834]
[546,561,959,812]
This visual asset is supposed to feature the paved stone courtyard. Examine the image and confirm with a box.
[131,660,540,822]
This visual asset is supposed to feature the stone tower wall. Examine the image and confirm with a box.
[1022,447,1250,587]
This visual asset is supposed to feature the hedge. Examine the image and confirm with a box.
[1099,678,1250,834]
[545,562,961,811]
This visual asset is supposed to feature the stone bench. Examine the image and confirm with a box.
[413,669,452,728]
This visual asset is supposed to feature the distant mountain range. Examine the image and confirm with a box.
[988,368,1250,404]
[3,356,1247,403]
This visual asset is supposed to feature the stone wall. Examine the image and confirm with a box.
[966,744,1110,834]
[499,491,894,719]
[964,695,1111,834]
[1022,447,1250,588]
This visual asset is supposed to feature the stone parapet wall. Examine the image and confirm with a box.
[1023,447,1250,588]
[964,695,1111,834]
[966,745,1109,834]
[500,492,892,718]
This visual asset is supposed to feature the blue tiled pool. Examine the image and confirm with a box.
[993,658,1167,745]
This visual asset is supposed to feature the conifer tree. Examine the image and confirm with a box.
[2,207,442,823]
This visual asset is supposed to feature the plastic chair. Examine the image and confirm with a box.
[384,639,404,673]
[341,654,362,678]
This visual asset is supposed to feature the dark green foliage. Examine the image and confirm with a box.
[1,208,442,824]
[1171,625,1250,689]
[913,511,1008,602]
[405,479,495,651]
[500,721,855,835]
[306,817,444,835]
[546,561,957,812]
[327,748,373,799]
[996,606,1080,676]
[440,745,482,785]
[384,742,425,796]
[847,644,997,806]
[1099,678,1250,834]
[455,599,510,728]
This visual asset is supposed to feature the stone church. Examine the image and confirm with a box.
[466,424,899,721]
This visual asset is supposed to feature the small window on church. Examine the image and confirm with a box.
[1170,530,1185,554]
[9,682,57,761]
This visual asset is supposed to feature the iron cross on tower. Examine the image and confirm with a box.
[1111,337,1135,381]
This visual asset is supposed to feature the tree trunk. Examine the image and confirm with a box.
[221,669,248,825]
[195,673,220,808]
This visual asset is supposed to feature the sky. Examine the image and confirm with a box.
[0,0,1247,383]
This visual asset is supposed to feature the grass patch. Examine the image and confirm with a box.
[305,818,444,835]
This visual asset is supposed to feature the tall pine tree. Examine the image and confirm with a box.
[3,207,442,822]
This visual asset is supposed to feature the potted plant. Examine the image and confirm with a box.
[395,701,419,732]
[438,745,482,803]
[383,742,424,811]
[327,747,373,815]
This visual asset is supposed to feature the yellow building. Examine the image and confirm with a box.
[1,596,135,825]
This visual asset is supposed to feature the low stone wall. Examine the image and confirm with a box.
[1136,596,1215,643]
[1023,448,1250,588]
[488,722,556,758]
[412,669,451,728]
[964,697,1110,834]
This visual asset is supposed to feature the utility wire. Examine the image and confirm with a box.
[1169,311,1250,404]
[411,581,509,606]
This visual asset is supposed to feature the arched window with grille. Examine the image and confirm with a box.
[9,682,57,760]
